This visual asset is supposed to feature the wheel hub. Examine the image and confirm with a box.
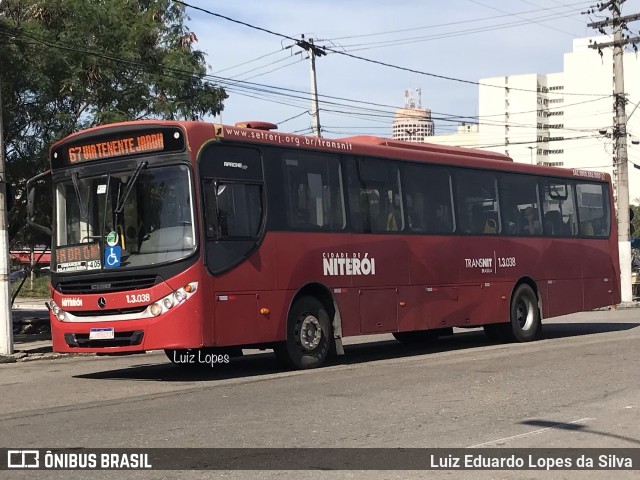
[517,298,534,331]
[299,314,322,351]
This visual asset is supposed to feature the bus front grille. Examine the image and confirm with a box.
[57,275,160,294]
[64,331,144,348]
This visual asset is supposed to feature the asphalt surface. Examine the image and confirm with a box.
[1,308,639,479]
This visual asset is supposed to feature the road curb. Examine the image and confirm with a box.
[0,351,94,363]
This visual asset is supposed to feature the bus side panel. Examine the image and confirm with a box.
[214,294,259,346]
[209,236,277,346]
[397,286,427,332]
[451,236,508,326]
[582,239,617,309]
[404,235,458,331]
[544,239,585,317]
[334,290,361,337]
[274,232,404,337]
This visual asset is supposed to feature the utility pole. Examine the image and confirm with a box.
[588,1,640,303]
[296,35,325,138]
[0,77,14,355]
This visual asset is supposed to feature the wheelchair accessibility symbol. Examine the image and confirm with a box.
[104,246,121,268]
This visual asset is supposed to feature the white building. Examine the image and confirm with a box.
[392,89,434,141]
[428,37,640,201]
[419,123,479,147]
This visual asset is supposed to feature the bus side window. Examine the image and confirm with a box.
[456,170,500,235]
[359,159,403,233]
[498,173,539,236]
[542,180,578,237]
[576,182,609,237]
[284,155,345,231]
[402,164,453,234]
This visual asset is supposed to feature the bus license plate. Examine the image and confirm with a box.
[89,328,115,340]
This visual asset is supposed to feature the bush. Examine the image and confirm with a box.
[11,274,50,298]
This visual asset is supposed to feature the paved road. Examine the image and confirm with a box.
[1,309,639,479]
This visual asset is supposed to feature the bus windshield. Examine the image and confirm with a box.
[53,163,196,272]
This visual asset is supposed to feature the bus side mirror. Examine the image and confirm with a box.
[26,170,53,236]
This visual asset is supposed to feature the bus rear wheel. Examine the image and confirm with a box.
[274,296,332,370]
[510,284,542,342]
[484,284,541,342]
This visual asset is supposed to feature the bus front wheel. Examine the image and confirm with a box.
[274,296,332,370]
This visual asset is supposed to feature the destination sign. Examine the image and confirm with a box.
[51,126,186,168]
[56,244,100,265]
[68,133,164,163]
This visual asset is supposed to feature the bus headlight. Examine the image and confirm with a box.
[163,297,174,309]
[49,300,66,321]
[174,290,185,303]
[150,303,163,317]
[145,282,198,317]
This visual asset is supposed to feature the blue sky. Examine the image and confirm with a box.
[183,0,640,137]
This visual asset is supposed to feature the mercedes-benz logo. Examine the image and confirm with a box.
[97,297,106,309]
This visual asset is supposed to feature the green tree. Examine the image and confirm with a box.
[0,0,227,247]
[631,204,640,238]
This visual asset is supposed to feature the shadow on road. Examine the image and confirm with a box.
[74,320,639,383]
[521,419,640,446]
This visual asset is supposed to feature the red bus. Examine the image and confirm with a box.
[27,120,620,369]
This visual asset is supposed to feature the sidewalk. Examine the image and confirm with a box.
[12,297,49,311]
[1,297,57,363]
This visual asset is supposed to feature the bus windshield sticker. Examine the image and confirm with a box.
[57,261,87,272]
[106,231,119,247]
[104,246,121,268]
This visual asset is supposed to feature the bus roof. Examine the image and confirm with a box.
[337,135,512,162]
[51,119,612,184]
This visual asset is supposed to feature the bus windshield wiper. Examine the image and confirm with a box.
[115,161,148,214]
[71,172,88,221]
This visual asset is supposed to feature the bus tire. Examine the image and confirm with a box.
[509,284,542,342]
[274,296,332,370]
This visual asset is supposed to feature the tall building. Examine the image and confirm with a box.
[428,36,640,201]
[392,89,434,142]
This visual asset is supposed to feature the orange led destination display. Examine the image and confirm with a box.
[56,244,100,264]
[68,133,164,163]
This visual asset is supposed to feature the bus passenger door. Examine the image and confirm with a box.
[359,288,398,333]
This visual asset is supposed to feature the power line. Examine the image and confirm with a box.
[173,0,609,97]
[212,48,283,75]
[467,0,578,36]
[0,25,618,138]
[340,11,585,52]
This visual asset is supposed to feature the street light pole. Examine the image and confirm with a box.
[527,146,535,165]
